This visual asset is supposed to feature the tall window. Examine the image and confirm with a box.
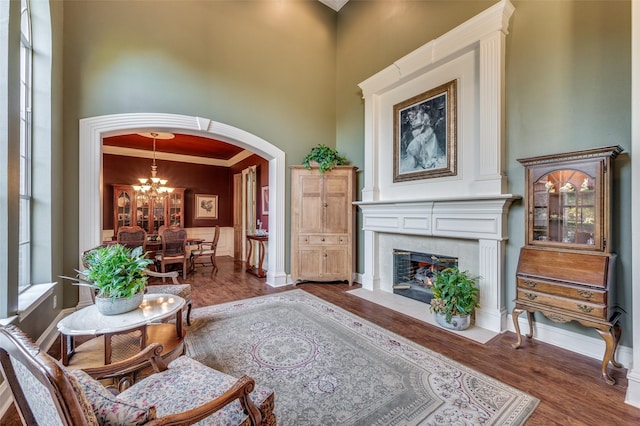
[19,0,32,291]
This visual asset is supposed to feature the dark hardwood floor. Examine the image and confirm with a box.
[3,256,640,425]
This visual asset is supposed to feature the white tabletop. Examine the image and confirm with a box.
[57,294,185,336]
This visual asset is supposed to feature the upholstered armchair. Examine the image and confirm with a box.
[191,225,221,271]
[0,325,276,426]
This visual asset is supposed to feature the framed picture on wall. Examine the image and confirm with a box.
[393,79,457,182]
[195,194,218,220]
[261,186,269,215]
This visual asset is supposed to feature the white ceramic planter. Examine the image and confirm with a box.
[435,312,471,331]
[95,292,144,316]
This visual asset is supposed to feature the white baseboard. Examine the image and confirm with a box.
[0,307,75,420]
[350,272,631,368]
[507,312,632,368]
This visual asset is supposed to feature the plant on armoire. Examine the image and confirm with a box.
[303,144,348,173]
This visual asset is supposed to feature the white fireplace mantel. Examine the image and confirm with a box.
[355,195,519,240]
[355,195,519,333]
[355,1,516,334]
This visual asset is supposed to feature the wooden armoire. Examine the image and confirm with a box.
[290,166,357,285]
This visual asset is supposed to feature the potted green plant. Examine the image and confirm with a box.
[303,144,348,173]
[429,267,480,330]
[68,244,153,315]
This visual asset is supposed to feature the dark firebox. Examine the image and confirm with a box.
[392,249,458,304]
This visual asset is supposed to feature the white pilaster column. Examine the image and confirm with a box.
[475,238,507,333]
[360,229,379,291]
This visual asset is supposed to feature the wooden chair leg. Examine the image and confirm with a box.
[186,302,192,326]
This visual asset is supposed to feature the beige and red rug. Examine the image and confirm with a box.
[185,289,538,425]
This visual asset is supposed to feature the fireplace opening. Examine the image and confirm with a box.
[393,249,458,304]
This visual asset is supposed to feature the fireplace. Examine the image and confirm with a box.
[393,249,458,304]
[354,1,518,333]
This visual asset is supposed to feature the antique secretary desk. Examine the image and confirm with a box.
[513,145,623,384]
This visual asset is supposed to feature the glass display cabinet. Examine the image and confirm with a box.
[513,145,623,385]
[528,160,602,250]
[112,185,185,236]
[113,185,134,233]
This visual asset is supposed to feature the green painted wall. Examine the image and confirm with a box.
[57,0,632,346]
[61,0,337,305]
[335,1,631,345]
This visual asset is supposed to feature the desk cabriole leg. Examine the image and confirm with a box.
[525,310,534,338]
[511,307,524,349]
[610,322,622,368]
[596,327,617,385]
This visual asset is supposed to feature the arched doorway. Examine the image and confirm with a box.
[78,113,288,298]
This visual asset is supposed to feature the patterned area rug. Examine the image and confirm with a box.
[185,290,538,425]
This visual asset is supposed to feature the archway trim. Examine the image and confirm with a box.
[78,113,288,297]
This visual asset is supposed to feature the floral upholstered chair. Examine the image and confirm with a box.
[0,325,276,425]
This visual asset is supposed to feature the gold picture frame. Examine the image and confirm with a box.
[393,79,457,182]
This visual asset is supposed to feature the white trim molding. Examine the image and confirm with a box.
[79,113,289,307]
[355,196,518,333]
[626,0,640,408]
[355,1,516,334]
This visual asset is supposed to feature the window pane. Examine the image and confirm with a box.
[18,243,30,291]
[19,198,30,243]
[19,0,32,291]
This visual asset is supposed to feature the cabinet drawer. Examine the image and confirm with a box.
[299,235,348,245]
[517,289,606,319]
[517,277,606,304]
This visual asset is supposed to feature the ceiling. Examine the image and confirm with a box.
[319,0,349,11]
[103,133,246,161]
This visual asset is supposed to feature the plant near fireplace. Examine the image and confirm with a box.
[429,267,479,331]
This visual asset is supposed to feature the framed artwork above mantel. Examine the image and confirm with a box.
[393,79,457,183]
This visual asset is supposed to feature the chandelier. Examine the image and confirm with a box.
[132,132,175,203]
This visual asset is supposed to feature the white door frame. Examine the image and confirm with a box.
[78,113,288,304]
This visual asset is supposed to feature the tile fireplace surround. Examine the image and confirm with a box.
[353,1,518,334]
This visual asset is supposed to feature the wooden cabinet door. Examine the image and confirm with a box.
[323,246,349,279]
[297,173,324,234]
[298,246,323,279]
[324,172,351,234]
[113,185,134,235]
[297,246,348,281]
[167,190,184,228]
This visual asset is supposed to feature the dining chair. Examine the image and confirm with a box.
[156,225,188,280]
[116,226,147,249]
[0,325,276,426]
[190,225,220,271]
